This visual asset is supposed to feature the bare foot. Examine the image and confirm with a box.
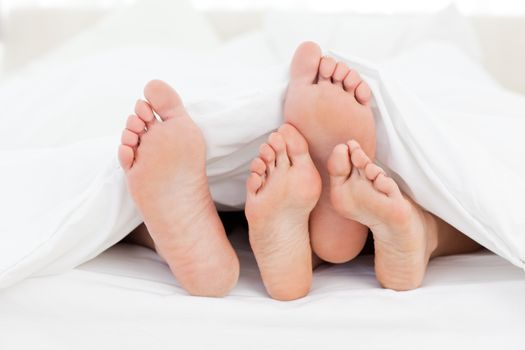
[118,80,239,297]
[284,41,376,263]
[245,124,321,300]
[327,140,439,290]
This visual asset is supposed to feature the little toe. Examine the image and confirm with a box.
[250,157,267,176]
[144,79,187,121]
[365,163,385,182]
[373,173,398,197]
[343,70,362,93]
[277,123,309,163]
[290,41,322,84]
[332,62,350,87]
[246,172,264,195]
[355,81,372,105]
[259,143,276,173]
[121,129,139,148]
[268,132,290,168]
[126,114,146,134]
[348,140,371,169]
[318,56,337,82]
[135,100,156,128]
[118,145,134,171]
[327,144,352,185]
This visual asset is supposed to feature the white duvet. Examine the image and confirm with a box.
[1,4,524,289]
[1,42,524,290]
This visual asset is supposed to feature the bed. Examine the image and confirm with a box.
[2,224,524,349]
[1,1,524,349]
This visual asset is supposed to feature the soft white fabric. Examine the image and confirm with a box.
[0,139,140,288]
[1,4,524,288]
[0,45,279,150]
[1,229,524,350]
[263,5,482,64]
[1,42,524,290]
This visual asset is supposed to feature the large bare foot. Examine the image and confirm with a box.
[327,140,439,290]
[284,41,376,263]
[245,124,321,300]
[118,80,239,297]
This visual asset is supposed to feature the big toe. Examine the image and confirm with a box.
[290,41,322,84]
[348,140,371,169]
[277,123,309,161]
[327,144,352,183]
[144,79,186,121]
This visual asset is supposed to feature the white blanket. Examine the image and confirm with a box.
[1,41,524,289]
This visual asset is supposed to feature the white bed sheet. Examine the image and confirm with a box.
[1,225,524,350]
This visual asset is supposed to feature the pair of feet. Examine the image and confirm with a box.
[118,42,438,300]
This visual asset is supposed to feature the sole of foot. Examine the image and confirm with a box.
[327,139,439,290]
[118,79,239,297]
[283,41,377,264]
[245,123,321,301]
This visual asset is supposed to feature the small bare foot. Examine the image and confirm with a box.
[327,140,439,290]
[245,124,321,300]
[284,41,376,263]
[118,80,239,297]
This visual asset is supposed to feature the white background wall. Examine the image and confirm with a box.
[2,0,525,14]
[193,0,525,15]
[0,0,524,93]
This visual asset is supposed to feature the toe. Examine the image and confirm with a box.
[277,124,309,163]
[373,173,398,197]
[121,129,139,147]
[246,172,264,195]
[126,114,146,134]
[135,100,156,128]
[355,81,372,105]
[250,157,267,176]
[268,132,290,168]
[365,163,385,182]
[118,145,134,171]
[144,79,187,121]
[327,144,352,185]
[348,140,371,170]
[332,62,350,87]
[343,70,362,93]
[319,56,337,82]
[290,41,322,84]
[259,143,276,173]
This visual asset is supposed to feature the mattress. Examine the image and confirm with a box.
[1,219,524,350]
